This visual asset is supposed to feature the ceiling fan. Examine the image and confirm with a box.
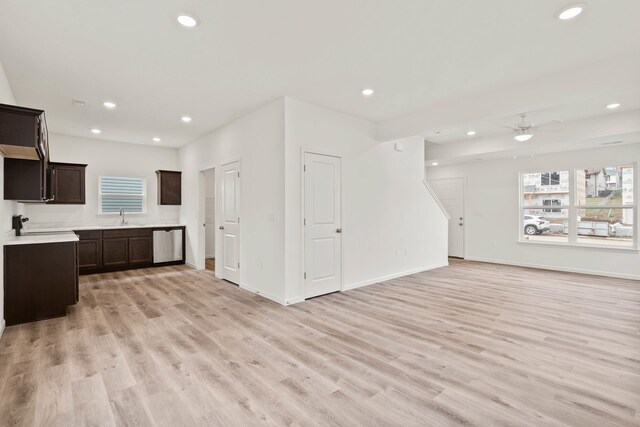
[504,113,564,142]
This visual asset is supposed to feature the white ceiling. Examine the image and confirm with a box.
[0,0,639,148]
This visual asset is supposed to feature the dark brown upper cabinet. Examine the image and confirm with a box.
[0,103,48,161]
[1,104,51,201]
[48,162,87,204]
[156,170,182,205]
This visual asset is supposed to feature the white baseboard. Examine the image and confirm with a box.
[240,284,294,306]
[343,262,449,292]
[285,296,305,305]
[465,256,640,281]
[0,319,5,340]
[185,261,202,270]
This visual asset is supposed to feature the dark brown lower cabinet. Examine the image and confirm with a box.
[103,238,129,267]
[4,241,78,326]
[77,230,102,270]
[75,227,172,274]
[129,236,153,264]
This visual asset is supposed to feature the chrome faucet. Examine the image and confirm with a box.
[119,207,127,226]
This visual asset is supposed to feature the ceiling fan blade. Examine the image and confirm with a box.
[501,125,520,131]
[537,127,564,132]
[535,119,564,129]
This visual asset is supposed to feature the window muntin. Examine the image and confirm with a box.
[99,176,146,214]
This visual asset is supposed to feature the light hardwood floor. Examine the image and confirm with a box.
[0,259,638,426]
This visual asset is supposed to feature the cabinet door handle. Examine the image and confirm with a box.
[219,226,225,230]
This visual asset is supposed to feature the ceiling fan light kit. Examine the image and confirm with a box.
[514,132,533,142]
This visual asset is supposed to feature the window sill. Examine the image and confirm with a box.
[518,240,638,253]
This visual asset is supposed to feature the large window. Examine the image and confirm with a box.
[99,176,146,214]
[520,165,636,248]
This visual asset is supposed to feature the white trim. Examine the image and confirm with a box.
[516,240,638,253]
[0,319,5,340]
[423,179,450,220]
[240,283,290,305]
[465,256,640,281]
[343,262,449,292]
[186,261,201,270]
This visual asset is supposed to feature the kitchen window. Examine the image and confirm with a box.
[99,176,146,214]
[520,165,637,249]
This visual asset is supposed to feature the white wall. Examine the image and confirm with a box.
[23,134,180,227]
[0,59,22,335]
[204,168,215,258]
[283,98,448,303]
[427,143,640,279]
[179,99,286,303]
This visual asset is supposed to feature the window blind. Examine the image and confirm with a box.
[99,176,145,213]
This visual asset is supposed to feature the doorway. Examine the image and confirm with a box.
[303,152,342,299]
[203,168,216,272]
[430,178,465,258]
[219,161,241,284]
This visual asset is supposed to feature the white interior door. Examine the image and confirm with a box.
[220,161,241,284]
[430,178,465,258]
[304,152,342,299]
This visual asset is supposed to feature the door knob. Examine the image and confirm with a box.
[219,226,225,230]
[336,228,342,233]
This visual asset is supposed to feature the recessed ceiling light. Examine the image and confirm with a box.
[557,3,585,20]
[466,130,476,136]
[362,88,374,96]
[431,162,439,166]
[606,103,621,110]
[153,137,161,143]
[181,116,192,123]
[177,15,198,28]
[90,128,101,134]
[103,101,116,109]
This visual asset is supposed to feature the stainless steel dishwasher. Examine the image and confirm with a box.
[153,228,183,263]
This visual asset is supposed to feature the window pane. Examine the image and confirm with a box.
[577,166,634,206]
[576,208,634,247]
[522,171,569,208]
[522,209,568,242]
[100,176,145,213]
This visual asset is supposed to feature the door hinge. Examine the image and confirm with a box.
[238,262,240,268]
[237,171,240,178]
[303,218,306,226]
[237,217,240,224]
[304,164,306,172]
[304,272,307,279]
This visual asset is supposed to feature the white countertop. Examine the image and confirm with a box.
[5,231,80,246]
[23,223,186,233]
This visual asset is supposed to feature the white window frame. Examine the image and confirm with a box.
[98,175,147,215]
[519,163,637,251]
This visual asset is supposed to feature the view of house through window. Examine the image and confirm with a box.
[521,166,635,247]
[522,170,570,242]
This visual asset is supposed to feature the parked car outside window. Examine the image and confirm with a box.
[523,215,550,235]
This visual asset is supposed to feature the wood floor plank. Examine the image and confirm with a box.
[0,259,638,426]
